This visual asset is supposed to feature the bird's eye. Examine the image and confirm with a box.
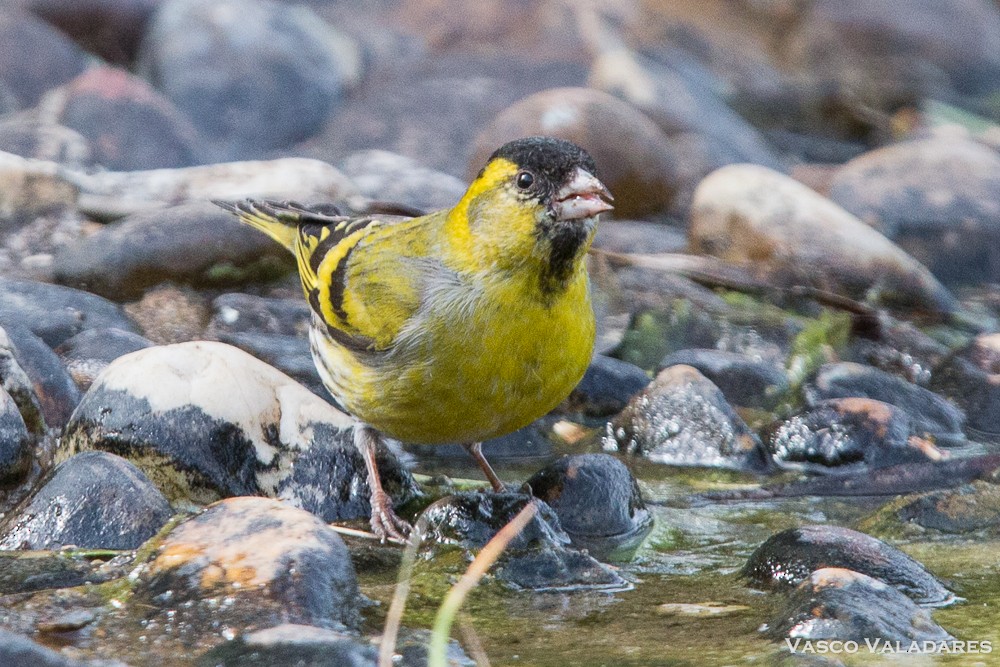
[516,171,534,190]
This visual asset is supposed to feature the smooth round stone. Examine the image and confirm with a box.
[469,87,680,219]
[767,398,940,472]
[212,331,324,398]
[806,362,965,444]
[0,386,30,486]
[338,150,467,214]
[62,341,418,520]
[207,293,311,337]
[658,348,789,410]
[828,137,1000,285]
[0,9,88,110]
[932,333,1000,437]
[53,202,293,300]
[525,454,652,562]
[40,66,202,170]
[605,364,769,471]
[562,354,650,420]
[55,327,154,390]
[689,164,957,317]
[0,451,172,550]
[420,492,625,591]
[139,0,361,159]
[2,322,81,430]
[744,525,953,606]
[0,277,140,348]
[141,496,362,630]
[196,624,377,667]
[762,568,953,643]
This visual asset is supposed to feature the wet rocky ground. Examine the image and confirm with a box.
[2,0,1000,665]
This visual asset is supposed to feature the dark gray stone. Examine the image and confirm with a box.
[763,567,953,643]
[659,348,789,409]
[767,398,938,473]
[0,385,30,486]
[3,322,81,430]
[0,451,172,550]
[421,492,625,591]
[744,525,953,606]
[53,202,293,300]
[564,355,650,419]
[338,150,467,213]
[806,362,965,444]
[0,10,88,110]
[525,454,652,562]
[0,278,140,348]
[139,0,360,159]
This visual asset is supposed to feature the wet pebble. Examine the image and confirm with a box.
[762,567,952,643]
[469,86,681,218]
[658,349,789,410]
[806,362,965,444]
[53,202,293,300]
[406,419,554,466]
[420,492,625,591]
[62,341,418,520]
[0,385,30,485]
[211,331,323,398]
[207,293,311,337]
[689,164,957,317]
[0,9,89,111]
[123,284,210,345]
[0,277,140,348]
[828,136,1000,285]
[38,66,202,171]
[195,624,377,667]
[767,398,942,473]
[524,454,652,562]
[0,451,172,550]
[141,496,363,630]
[605,364,770,471]
[338,149,467,213]
[139,0,361,159]
[562,354,650,419]
[744,525,953,606]
[54,327,154,391]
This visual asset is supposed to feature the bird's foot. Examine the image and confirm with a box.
[370,489,412,543]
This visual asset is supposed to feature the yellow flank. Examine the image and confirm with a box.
[224,141,605,445]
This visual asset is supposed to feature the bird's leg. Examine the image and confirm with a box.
[461,442,507,492]
[355,424,411,541]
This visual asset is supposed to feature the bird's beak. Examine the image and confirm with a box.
[552,167,614,221]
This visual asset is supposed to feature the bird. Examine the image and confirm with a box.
[215,136,613,540]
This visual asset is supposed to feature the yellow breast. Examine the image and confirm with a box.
[311,270,595,444]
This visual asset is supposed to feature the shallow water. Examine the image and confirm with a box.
[359,459,1000,667]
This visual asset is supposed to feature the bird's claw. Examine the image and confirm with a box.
[370,490,412,544]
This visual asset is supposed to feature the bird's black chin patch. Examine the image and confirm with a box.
[538,216,591,295]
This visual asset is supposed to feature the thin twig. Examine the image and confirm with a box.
[428,501,539,666]
[378,516,429,667]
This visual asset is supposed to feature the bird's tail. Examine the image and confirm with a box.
[213,200,302,252]
[215,199,308,252]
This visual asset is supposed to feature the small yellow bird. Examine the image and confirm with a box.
[216,136,613,539]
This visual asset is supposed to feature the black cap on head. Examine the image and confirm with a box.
[488,136,598,186]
